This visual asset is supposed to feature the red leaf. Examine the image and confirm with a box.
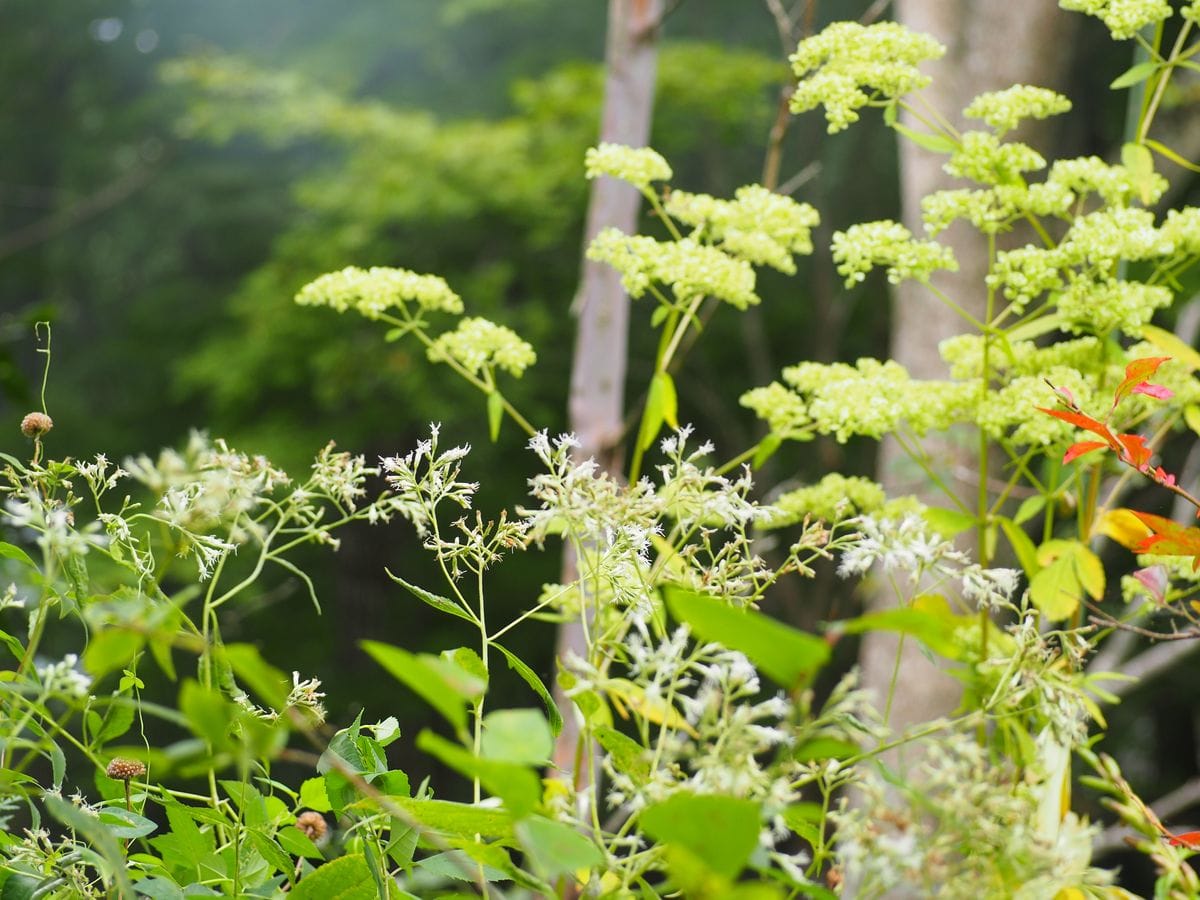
[1153,466,1177,487]
[1132,382,1174,401]
[1063,441,1108,464]
[1036,407,1119,448]
[1116,433,1152,471]
[1114,356,1171,407]
[1167,830,1200,850]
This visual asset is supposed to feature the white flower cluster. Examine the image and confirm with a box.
[584,143,672,191]
[426,316,537,377]
[665,185,821,274]
[963,85,1072,135]
[587,228,759,309]
[295,265,463,319]
[1059,0,1171,39]
[36,653,92,699]
[831,220,958,287]
[790,21,945,133]
[379,424,477,537]
[308,441,372,511]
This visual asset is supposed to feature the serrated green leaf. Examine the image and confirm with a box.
[664,587,829,689]
[83,629,144,682]
[299,776,332,813]
[385,569,475,623]
[1013,494,1046,526]
[247,829,294,879]
[278,825,324,860]
[1029,555,1080,621]
[291,853,376,900]
[594,726,650,781]
[222,644,289,711]
[391,798,514,839]
[43,794,136,898]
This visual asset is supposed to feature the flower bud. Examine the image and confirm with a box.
[296,810,328,842]
[105,758,146,781]
[20,412,52,439]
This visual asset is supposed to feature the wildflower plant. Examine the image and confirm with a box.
[3,4,1200,898]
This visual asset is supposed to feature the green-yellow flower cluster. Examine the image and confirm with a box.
[1059,0,1171,39]
[427,316,536,377]
[665,185,820,274]
[584,143,672,191]
[1058,279,1172,336]
[295,266,464,319]
[963,85,1072,135]
[921,184,1073,236]
[587,228,759,309]
[831,220,957,286]
[766,473,887,528]
[790,21,944,133]
[738,382,811,435]
[1047,156,1167,207]
[944,132,1045,186]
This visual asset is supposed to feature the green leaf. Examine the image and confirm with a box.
[922,507,976,538]
[386,569,475,624]
[640,793,761,879]
[1029,555,1080,621]
[0,542,37,570]
[222,644,289,711]
[278,825,324,860]
[1013,494,1046,527]
[179,680,233,749]
[291,854,376,900]
[98,807,158,839]
[133,877,185,900]
[792,737,859,763]
[391,797,514,839]
[417,730,541,817]
[831,594,964,660]
[594,726,650,781]
[416,849,508,884]
[890,121,958,153]
[299,777,332,813]
[998,516,1039,578]
[516,816,603,877]
[65,553,89,604]
[83,629,144,682]
[480,709,552,764]
[1121,141,1158,205]
[0,873,40,900]
[490,641,562,736]
[247,828,295,878]
[752,433,782,469]
[1145,138,1200,174]
[361,641,469,736]
[486,390,504,442]
[93,702,136,746]
[664,587,829,690]
[638,371,678,452]
[1110,60,1158,89]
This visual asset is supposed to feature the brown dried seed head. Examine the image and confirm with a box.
[295,810,328,842]
[105,758,146,781]
[20,412,53,439]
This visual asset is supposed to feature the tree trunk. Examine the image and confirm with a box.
[552,0,663,779]
[862,0,1076,764]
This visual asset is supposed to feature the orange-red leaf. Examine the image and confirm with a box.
[1167,830,1200,850]
[1114,356,1171,407]
[1116,432,1152,470]
[1063,441,1108,464]
[1036,407,1118,448]
[1131,511,1200,570]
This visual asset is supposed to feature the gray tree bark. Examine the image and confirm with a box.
[552,0,663,779]
[862,0,1076,765]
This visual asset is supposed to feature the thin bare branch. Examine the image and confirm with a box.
[1094,776,1200,857]
[860,0,893,24]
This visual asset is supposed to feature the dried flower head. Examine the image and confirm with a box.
[20,412,52,439]
[105,758,146,781]
[295,810,328,842]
